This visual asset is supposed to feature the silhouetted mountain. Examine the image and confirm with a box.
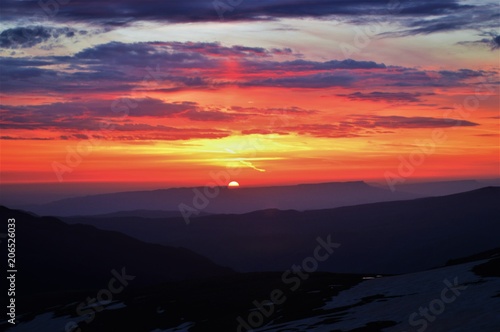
[69,209,211,219]
[478,178,500,186]
[377,179,488,196]
[2,252,498,332]
[0,206,233,300]
[25,181,421,216]
[63,187,500,274]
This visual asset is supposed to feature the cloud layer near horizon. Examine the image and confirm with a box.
[0,0,498,185]
[1,40,494,141]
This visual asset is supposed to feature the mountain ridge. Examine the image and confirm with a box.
[61,187,500,274]
[23,181,421,216]
[0,206,234,298]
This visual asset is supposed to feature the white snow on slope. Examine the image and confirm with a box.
[254,259,500,331]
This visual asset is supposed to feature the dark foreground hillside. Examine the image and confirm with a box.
[1,188,499,331]
[1,251,498,332]
[65,187,500,274]
[0,206,233,312]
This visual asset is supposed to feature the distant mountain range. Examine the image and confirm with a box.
[375,178,500,196]
[71,209,211,219]
[23,181,422,217]
[1,187,499,331]
[62,187,500,275]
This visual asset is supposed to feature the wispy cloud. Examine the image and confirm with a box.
[1,41,494,95]
[241,115,479,139]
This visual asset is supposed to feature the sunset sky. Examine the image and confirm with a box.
[0,0,499,191]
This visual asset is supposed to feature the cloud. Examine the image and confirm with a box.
[338,91,432,103]
[0,136,53,140]
[0,0,471,25]
[246,72,357,88]
[0,0,496,43]
[1,98,185,120]
[365,67,491,88]
[348,115,479,129]
[102,124,231,140]
[1,41,494,95]
[0,98,212,124]
[181,110,248,122]
[0,97,253,141]
[240,129,289,136]
[493,35,500,49]
[1,94,481,142]
[72,42,217,71]
[379,2,497,37]
[0,26,84,49]
[149,41,293,58]
[458,35,500,50]
[0,41,219,93]
[284,124,361,138]
[242,59,386,72]
[438,69,487,80]
[1,96,314,138]
[231,106,317,115]
[0,117,232,141]
[240,115,479,138]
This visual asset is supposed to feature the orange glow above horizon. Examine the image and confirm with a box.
[1,13,499,188]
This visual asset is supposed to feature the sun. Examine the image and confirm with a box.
[228,181,240,188]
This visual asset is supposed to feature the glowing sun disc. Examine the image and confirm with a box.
[228,181,240,188]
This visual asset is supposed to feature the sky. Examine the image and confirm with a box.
[0,0,499,191]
